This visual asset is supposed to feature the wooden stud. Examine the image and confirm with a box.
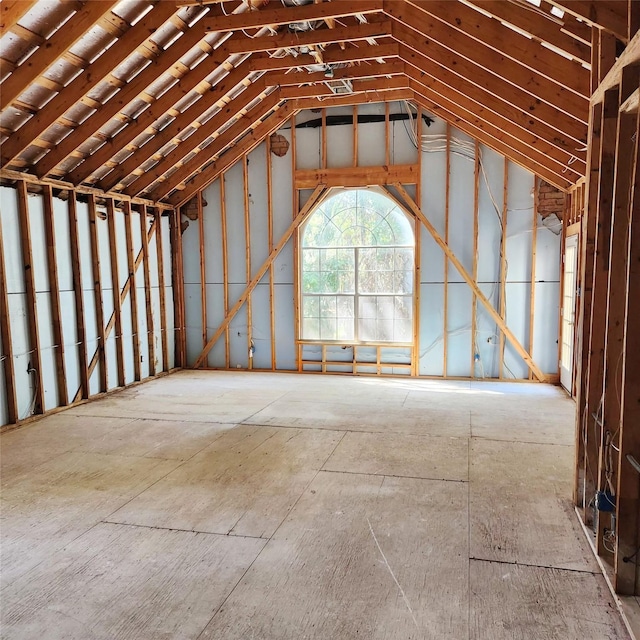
[123,201,141,382]
[173,207,187,368]
[353,105,358,167]
[106,199,125,388]
[266,137,276,371]
[499,159,508,379]
[471,141,480,378]
[321,108,327,170]
[193,185,328,368]
[385,102,391,167]
[529,177,539,382]
[584,89,619,529]
[155,210,169,372]
[294,165,419,189]
[87,194,108,393]
[169,208,182,369]
[220,175,230,368]
[615,105,640,594]
[17,181,44,415]
[0,214,19,424]
[243,155,252,370]
[391,184,546,382]
[42,184,68,406]
[198,190,207,350]
[67,193,89,400]
[444,124,450,377]
[291,115,301,372]
[413,106,423,377]
[574,101,604,512]
[140,208,156,376]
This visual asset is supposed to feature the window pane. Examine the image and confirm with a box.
[337,318,355,341]
[320,317,337,340]
[302,248,319,271]
[394,319,413,342]
[303,296,319,318]
[337,296,354,317]
[319,295,337,317]
[303,317,320,340]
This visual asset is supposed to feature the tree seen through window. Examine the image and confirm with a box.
[300,189,415,343]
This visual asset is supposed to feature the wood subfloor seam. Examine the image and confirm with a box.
[469,555,602,575]
[318,468,469,483]
[100,520,269,540]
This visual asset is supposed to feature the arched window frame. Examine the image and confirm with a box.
[298,187,416,345]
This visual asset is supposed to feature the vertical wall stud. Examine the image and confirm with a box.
[413,105,422,377]
[266,136,276,371]
[140,207,156,376]
[471,141,480,378]
[0,216,19,424]
[243,155,252,369]
[291,114,301,372]
[443,124,450,376]
[106,199,125,387]
[123,201,141,381]
[321,108,327,169]
[17,181,44,414]
[529,177,538,381]
[87,194,107,392]
[198,190,207,351]
[352,105,358,167]
[498,159,509,379]
[155,209,169,372]
[67,193,89,399]
[220,175,230,368]
[385,101,390,166]
[42,184,68,406]
[173,207,187,367]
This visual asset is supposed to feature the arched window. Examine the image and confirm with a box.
[300,188,415,343]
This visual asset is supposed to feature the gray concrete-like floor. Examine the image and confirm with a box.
[0,371,630,639]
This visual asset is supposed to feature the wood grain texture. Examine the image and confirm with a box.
[470,439,598,572]
[199,472,469,640]
[470,559,629,640]
[1,452,179,584]
[323,431,469,481]
[109,425,343,538]
[1,522,265,640]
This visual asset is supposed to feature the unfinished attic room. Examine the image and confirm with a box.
[2,0,640,637]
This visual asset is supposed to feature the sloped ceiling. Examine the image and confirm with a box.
[0,0,631,206]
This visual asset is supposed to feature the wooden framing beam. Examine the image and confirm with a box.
[170,207,186,368]
[384,2,588,122]
[390,184,547,382]
[96,60,260,191]
[295,165,419,188]
[140,208,156,377]
[591,28,640,103]
[34,22,209,179]
[0,1,118,111]
[67,193,89,399]
[203,0,384,32]
[396,24,588,146]
[123,82,274,198]
[106,199,125,387]
[122,201,141,382]
[247,43,400,71]
[0,168,174,211]
[547,1,629,42]
[87,194,108,393]
[410,86,574,191]
[154,210,169,372]
[166,101,294,207]
[16,180,45,415]
[291,88,413,110]
[198,191,207,350]
[1,1,38,33]
[403,0,590,98]
[266,62,405,87]
[42,184,68,407]
[224,20,392,55]
[193,185,328,368]
[0,2,178,167]
[467,1,591,64]
[266,137,275,370]
[0,214,19,424]
[402,60,585,176]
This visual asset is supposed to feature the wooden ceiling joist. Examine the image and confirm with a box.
[403,0,589,97]
[467,0,591,64]
[396,25,588,144]
[0,0,38,33]
[0,1,179,167]
[546,0,630,42]
[385,2,589,121]
[0,1,120,111]
[202,0,384,32]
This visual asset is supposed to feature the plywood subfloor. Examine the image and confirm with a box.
[0,371,630,639]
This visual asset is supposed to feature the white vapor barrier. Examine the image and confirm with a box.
[192,105,561,380]
[0,186,175,426]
